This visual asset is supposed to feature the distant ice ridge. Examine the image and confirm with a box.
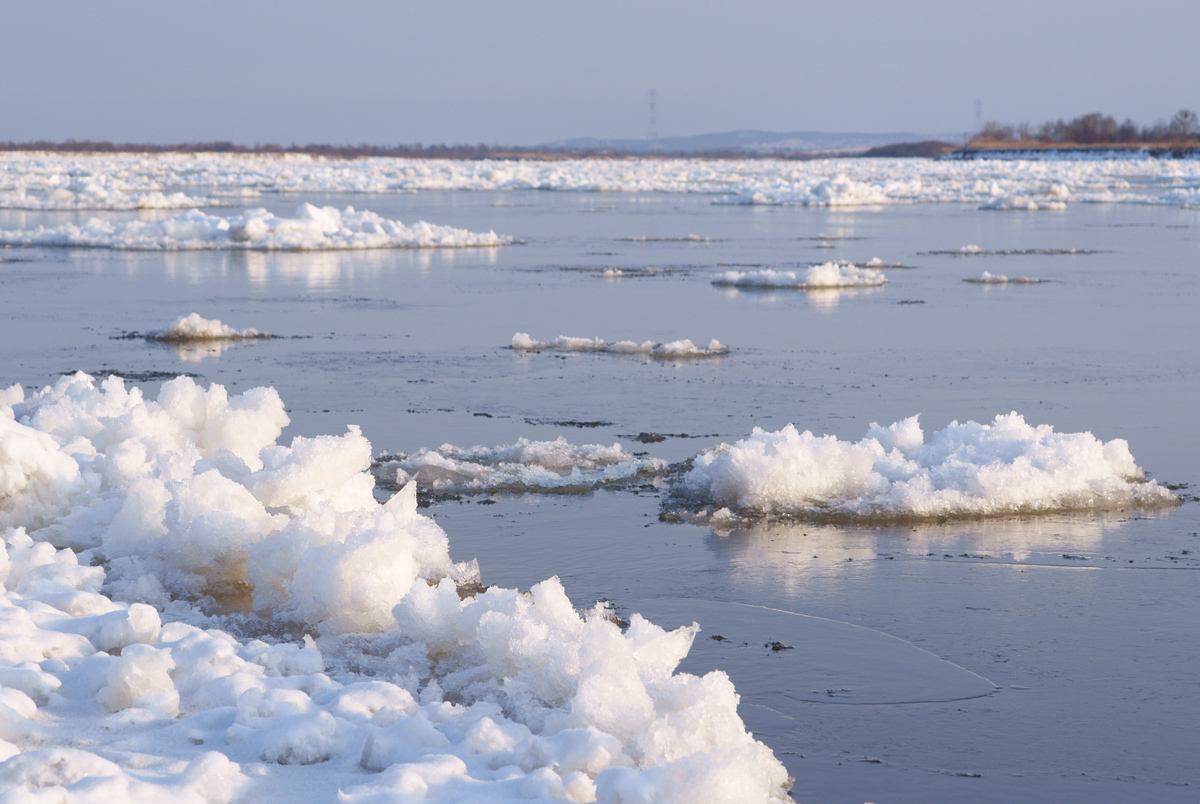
[0,373,789,802]
[512,333,729,358]
[147,313,268,342]
[380,438,665,494]
[0,203,513,250]
[712,263,887,289]
[2,152,1200,208]
[680,413,1178,520]
[0,188,219,211]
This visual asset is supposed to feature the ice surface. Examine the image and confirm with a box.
[0,373,790,803]
[380,438,666,494]
[712,263,887,289]
[963,272,1043,285]
[0,188,219,211]
[2,152,1199,209]
[680,413,1178,520]
[0,204,513,250]
[146,314,268,343]
[512,333,729,358]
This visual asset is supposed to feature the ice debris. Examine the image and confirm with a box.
[0,372,790,802]
[146,313,268,343]
[512,333,729,358]
[963,272,1044,285]
[712,263,887,289]
[0,203,513,250]
[380,438,665,494]
[679,413,1179,520]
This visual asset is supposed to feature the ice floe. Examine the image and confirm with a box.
[0,204,513,251]
[963,272,1044,285]
[146,314,268,343]
[3,152,1200,209]
[378,438,665,494]
[0,188,220,211]
[0,372,790,802]
[512,333,729,358]
[677,413,1178,520]
[712,263,887,290]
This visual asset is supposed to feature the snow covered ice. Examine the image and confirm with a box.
[511,334,729,359]
[0,203,513,251]
[711,263,887,290]
[379,439,665,495]
[963,272,1043,285]
[679,413,1178,520]
[2,151,1200,209]
[146,314,268,343]
[0,373,791,803]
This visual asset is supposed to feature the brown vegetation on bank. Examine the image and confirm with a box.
[968,109,1199,149]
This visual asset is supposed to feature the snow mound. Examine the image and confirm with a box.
[512,333,729,358]
[0,203,513,251]
[679,413,1178,520]
[712,263,887,289]
[964,272,1044,285]
[0,373,790,802]
[380,438,666,494]
[147,313,268,343]
[979,183,1070,211]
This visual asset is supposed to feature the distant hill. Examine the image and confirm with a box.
[543,129,952,155]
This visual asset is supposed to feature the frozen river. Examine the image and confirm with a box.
[1,158,1198,802]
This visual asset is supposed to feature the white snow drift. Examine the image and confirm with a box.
[382,438,665,494]
[0,373,790,803]
[712,263,887,290]
[0,203,513,250]
[512,333,729,358]
[681,413,1178,519]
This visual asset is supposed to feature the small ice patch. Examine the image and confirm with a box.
[712,263,887,289]
[964,272,1043,285]
[0,189,220,211]
[679,413,1178,520]
[379,438,666,494]
[146,313,268,343]
[0,203,513,251]
[512,333,728,358]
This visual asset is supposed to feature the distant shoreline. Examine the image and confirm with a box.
[0,139,1195,160]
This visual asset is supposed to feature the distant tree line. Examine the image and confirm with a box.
[977,109,1200,145]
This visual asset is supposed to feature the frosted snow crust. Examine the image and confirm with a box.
[1,152,1198,209]
[382,439,665,494]
[681,413,1178,520]
[512,334,728,358]
[0,373,790,803]
[0,204,512,251]
[712,263,887,289]
[147,314,267,343]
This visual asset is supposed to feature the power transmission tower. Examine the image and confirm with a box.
[647,89,659,145]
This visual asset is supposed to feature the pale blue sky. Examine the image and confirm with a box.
[3,0,1197,144]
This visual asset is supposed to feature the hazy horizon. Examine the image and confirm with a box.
[2,1,1197,145]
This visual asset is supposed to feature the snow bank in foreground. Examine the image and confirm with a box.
[380,438,666,494]
[680,413,1177,519]
[512,333,729,358]
[147,313,267,342]
[0,373,788,802]
[979,183,1070,211]
[712,263,887,289]
[0,203,513,250]
[963,272,1044,285]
